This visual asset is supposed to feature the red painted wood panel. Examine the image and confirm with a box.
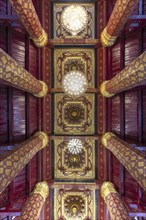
[125,91,138,141]
[0,88,8,143]
[143,89,146,142]
[30,154,38,190]
[0,0,7,15]
[111,41,121,77]
[12,90,26,142]
[29,42,37,77]
[143,27,146,52]
[11,30,25,68]
[29,95,38,135]
[111,155,120,191]
[124,170,139,201]
[0,26,6,51]
[125,31,140,66]
[111,95,121,135]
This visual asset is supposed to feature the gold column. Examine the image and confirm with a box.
[18,181,49,220]
[9,0,48,47]
[100,51,146,97]
[101,0,138,47]
[101,182,130,220]
[0,132,48,194]
[0,48,48,97]
[102,132,146,191]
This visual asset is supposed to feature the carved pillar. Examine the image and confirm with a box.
[18,181,49,220]
[101,0,138,47]
[0,49,48,97]
[100,51,146,97]
[9,0,48,47]
[101,182,130,220]
[102,132,146,191]
[0,132,48,194]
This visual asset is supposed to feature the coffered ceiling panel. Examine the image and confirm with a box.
[54,184,97,220]
[53,3,95,39]
[54,139,95,181]
[54,94,95,135]
[54,48,95,89]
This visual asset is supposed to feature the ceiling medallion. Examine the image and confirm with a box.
[62,71,88,97]
[61,5,88,36]
[68,139,83,155]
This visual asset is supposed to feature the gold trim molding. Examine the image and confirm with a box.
[101,182,116,200]
[34,81,48,98]
[33,181,49,201]
[101,132,115,147]
[32,29,48,48]
[100,81,114,98]
[101,27,117,47]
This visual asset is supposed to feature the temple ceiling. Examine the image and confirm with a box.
[52,1,98,219]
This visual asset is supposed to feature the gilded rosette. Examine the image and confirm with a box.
[101,132,115,147]
[35,131,49,148]
[100,81,114,98]
[33,181,49,201]
[32,29,48,48]
[101,182,116,201]
[101,27,117,47]
[34,81,48,98]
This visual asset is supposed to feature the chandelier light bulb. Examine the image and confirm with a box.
[62,71,88,97]
[61,5,88,36]
[68,139,83,154]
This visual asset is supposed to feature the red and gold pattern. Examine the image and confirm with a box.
[101,182,130,220]
[9,0,48,47]
[102,133,146,191]
[0,132,48,194]
[0,49,48,97]
[101,0,138,46]
[18,181,49,220]
[100,51,146,97]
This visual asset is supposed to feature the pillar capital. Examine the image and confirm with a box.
[101,27,117,47]
[101,182,116,201]
[100,0,138,47]
[101,181,130,220]
[100,81,115,97]
[9,0,48,48]
[101,132,115,146]
[33,181,49,201]
[35,132,49,148]
[0,49,48,97]
[34,81,48,98]
[100,52,146,97]
[0,132,48,194]
[101,133,146,191]
[32,29,48,48]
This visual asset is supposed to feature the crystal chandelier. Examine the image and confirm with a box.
[62,71,88,97]
[61,5,88,36]
[68,139,83,154]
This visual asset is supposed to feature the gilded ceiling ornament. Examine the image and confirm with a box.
[62,70,88,97]
[68,139,83,154]
[61,5,88,36]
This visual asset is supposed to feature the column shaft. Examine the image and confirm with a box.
[18,182,49,220]
[101,182,130,220]
[100,51,146,97]
[101,0,138,47]
[0,132,48,194]
[102,133,146,191]
[0,49,48,97]
[9,0,48,47]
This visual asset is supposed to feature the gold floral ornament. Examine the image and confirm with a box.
[61,5,88,36]
[62,71,88,97]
